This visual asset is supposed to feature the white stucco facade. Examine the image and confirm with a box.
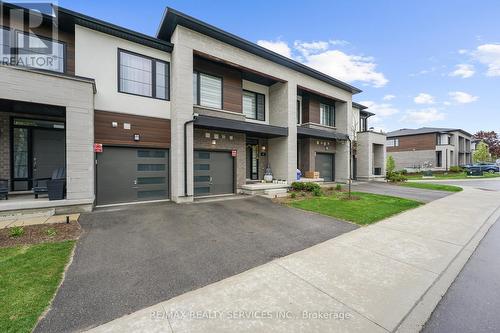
[74,25,171,119]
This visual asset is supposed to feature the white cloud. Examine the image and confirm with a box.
[458,49,468,55]
[474,44,500,76]
[304,50,388,87]
[329,39,349,46]
[414,93,435,104]
[448,91,479,104]
[257,38,388,88]
[256,40,292,58]
[449,64,475,78]
[359,101,399,117]
[382,94,396,101]
[401,108,446,125]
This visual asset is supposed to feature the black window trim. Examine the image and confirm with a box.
[1,27,68,74]
[193,70,224,110]
[117,48,170,101]
[242,89,266,121]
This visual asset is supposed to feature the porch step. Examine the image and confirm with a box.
[0,207,55,221]
[263,188,289,198]
[241,183,289,196]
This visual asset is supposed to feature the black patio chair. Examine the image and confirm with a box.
[0,178,8,200]
[33,167,66,200]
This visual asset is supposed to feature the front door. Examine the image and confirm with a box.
[315,153,335,182]
[246,144,259,180]
[32,129,65,180]
[194,150,234,197]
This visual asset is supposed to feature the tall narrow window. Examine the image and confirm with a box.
[243,90,265,121]
[320,103,335,127]
[1,27,10,60]
[297,98,302,124]
[193,72,222,109]
[118,49,169,100]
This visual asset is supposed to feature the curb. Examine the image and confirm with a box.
[409,177,500,183]
[395,202,500,332]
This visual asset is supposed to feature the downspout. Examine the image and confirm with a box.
[184,114,198,197]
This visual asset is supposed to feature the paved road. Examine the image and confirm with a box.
[350,181,451,202]
[35,197,356,333]
[428,178,500,191]
[423,215,500,333]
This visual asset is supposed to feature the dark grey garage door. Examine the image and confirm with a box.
[97,147,169,205]
[194,150,234,197]
[316,153,335,182]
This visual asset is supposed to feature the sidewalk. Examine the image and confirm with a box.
[86,187,500,333]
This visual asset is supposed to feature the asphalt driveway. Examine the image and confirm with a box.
[35,196,357,333]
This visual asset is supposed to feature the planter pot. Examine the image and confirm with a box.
[264,174,273,182]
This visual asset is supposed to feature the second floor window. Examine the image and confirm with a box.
[386,138,400,147]
[118,49,169,100]
[243,90,265,121]
[193,71,222,109]
[320,103,335,127]
[1,28,65,73]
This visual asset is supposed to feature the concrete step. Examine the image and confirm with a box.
[0,207,55,221]
[261,188,289,199]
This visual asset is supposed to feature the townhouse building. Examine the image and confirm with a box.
[0,3,384,212]
[386,127,472,171]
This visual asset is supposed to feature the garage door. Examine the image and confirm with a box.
[194,150,234,197]
[315,153,335,182]
[97,147,169,205]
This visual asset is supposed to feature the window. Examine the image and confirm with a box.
[320,103,335,127]
[193,71,222,109]
[137,150,166,158]
[386,138,400,147]
[1,27,10,59]
[297,98,302,124]
[243,90,265,121]
[436,151,442,167]
[15,31,65,73]
[118,49,169,100]
[360,116,368,132]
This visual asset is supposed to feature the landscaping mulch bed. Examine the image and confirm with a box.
[0,222,81,248]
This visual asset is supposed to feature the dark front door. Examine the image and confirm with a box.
[96,147,169,205]
[315,153,335,182]
[246,144,259,180]
[194,150,234,197]
[352,156,357,180]
[32,129,65,180]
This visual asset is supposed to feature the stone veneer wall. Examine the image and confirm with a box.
[0,113,9,181]
[193,128,246,190]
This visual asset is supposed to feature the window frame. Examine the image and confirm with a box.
[193,70,223,109]
[1,28,68,74]
[242,89,265,121]
[320,102,335,127]
[117,48,170,101]
[386,138,400,147]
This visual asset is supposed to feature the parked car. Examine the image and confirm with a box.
[466,163,500,173]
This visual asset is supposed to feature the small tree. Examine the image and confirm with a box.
[386,155,396,175]
[473,141,491,163]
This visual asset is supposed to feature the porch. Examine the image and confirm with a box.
[0,65,95,213]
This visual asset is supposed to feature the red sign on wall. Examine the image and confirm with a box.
[94,143,103,153]
[231,150,237,157]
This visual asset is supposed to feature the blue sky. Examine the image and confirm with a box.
[58,0,500,134]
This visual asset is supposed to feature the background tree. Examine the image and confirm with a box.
[473,131,500,158]
[386,155,396,175]
[473,141,491,163]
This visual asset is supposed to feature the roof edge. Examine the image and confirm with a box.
[158,7,362,94]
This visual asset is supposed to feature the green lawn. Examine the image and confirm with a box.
[399,182,463,192]
[289,192,422,225]
[0,241,75,333]
[406,172,500,180]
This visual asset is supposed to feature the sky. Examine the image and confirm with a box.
[55,0,499,134]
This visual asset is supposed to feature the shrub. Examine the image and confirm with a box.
[312,188,322,197]
[291,182,321,192]
[386,172,408,183]
[9,226,24,238]
[399,169,408,175]
[45,228,57,237]
[449,166,464,173]
[386,156,396,175]
[290,192,297,199]
[335,184,342,191]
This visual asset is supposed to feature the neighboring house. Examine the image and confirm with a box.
[386,127,473,171]
[0,3,382,211]
[351,102,386,180]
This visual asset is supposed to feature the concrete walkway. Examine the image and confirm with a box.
[0,213,79,229]
[87,187,500,333]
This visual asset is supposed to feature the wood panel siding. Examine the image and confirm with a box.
[300,93,323,124]
[387,133,437,152]
[194,56,242,113]
[1,10,75,75]
[95,111,171,148]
